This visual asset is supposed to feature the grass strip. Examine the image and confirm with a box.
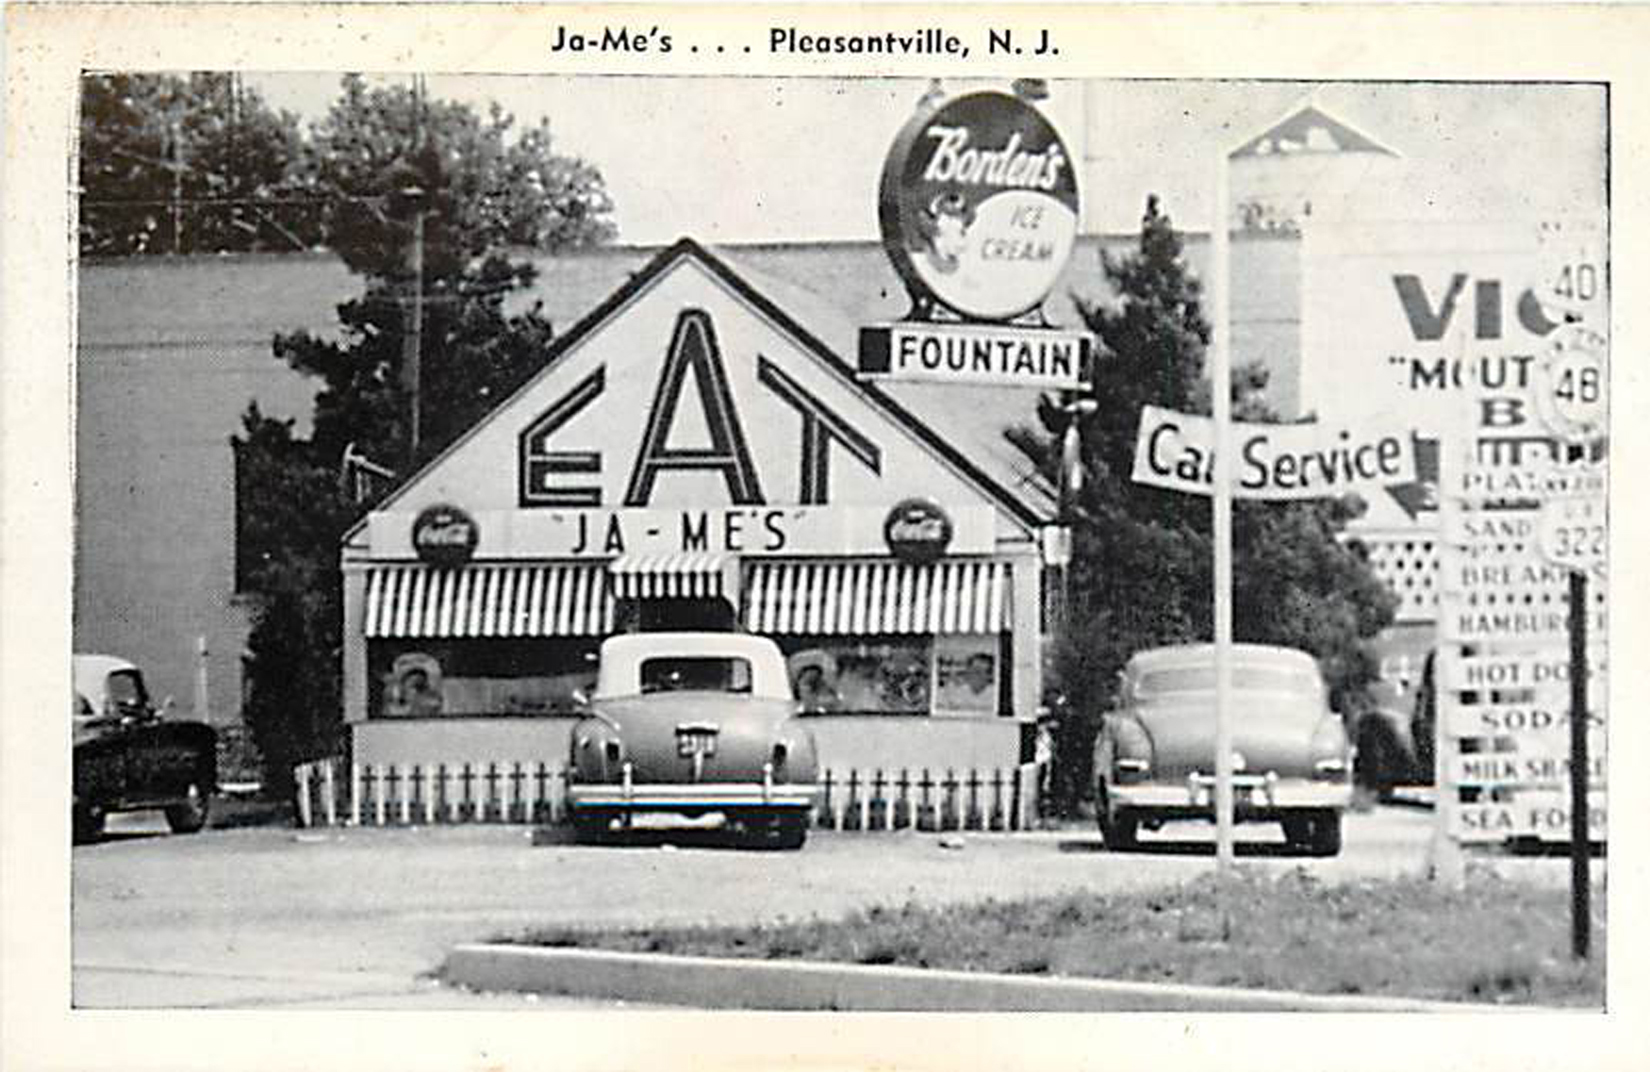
[508,864,1604,1007]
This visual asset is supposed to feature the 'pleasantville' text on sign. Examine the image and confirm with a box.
[858,323,1090,388]
[1130,405,1417,500]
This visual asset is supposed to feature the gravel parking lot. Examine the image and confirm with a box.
[71,806,1591,1008]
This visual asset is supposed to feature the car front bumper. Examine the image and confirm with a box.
[567,782,818,811]
[1110,774,1352,817]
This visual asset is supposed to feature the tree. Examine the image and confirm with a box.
[78,73,316,256]
[234,78,615,797]
[1014,197,1398,813]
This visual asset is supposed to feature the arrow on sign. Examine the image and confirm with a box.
[1383,436,1438,520]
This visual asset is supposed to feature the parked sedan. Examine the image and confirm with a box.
[73,654,217,843]
[1092,644,1352,856]
[565,633,819,848]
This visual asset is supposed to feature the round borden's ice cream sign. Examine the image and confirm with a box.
[880,91,1079,323]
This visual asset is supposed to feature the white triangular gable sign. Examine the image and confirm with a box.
[356,246,1034,561]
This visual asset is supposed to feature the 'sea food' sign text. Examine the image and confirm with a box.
[1130,405,1417,500]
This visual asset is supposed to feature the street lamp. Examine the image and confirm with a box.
[1051,396,1098,635]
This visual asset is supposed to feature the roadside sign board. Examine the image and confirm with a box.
[1452,790,1606,842]
[1444,651,1607,690]
[1446,699,1605,738]
[1452,750,1606,789]
[1451,459,1608,504]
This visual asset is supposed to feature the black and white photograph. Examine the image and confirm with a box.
[4,5,1649,1072]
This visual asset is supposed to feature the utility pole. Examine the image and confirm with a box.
[404,208,425,461]
[169,117,185,253]
[400,74,428,464]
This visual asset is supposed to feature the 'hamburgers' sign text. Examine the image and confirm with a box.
[879,91,1080,323]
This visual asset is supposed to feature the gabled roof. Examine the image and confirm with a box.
[1232,105,1397,159]
[346,237,1053,544]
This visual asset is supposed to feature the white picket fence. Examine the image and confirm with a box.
[292,758,1044,833]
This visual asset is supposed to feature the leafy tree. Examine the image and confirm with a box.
[234,77,614,796]
[78,73,316,256]
[1015,197,1397,813]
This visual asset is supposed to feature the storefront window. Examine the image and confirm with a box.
[780,634,1006,717]
[932,636,1001,715]
[368,638,599,718]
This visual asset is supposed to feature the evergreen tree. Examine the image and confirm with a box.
[233,78,614,796]
[1014,197,1397,813]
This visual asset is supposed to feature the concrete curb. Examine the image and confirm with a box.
[441,944,1531,1012]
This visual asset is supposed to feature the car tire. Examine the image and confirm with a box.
[1308,810,1343,857]
[73,799,104,844]
[571,811,611,844]
[770,814,808,851]
[164,783,210,834]
[1095,783,1137,850]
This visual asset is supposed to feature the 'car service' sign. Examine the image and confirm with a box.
[1129,405,1418,500]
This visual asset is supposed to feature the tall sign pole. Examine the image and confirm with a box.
[1210,150,1236,868]
[1568,566,1590,958]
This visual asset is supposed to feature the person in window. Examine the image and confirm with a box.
[962,653,996,701]
[794,663,843,713]
[398,666,444,717]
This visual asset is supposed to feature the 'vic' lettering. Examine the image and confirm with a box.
[1393,273,1565,341]
[625,310,764,506]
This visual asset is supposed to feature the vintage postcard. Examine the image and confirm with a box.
[4,4,1648,1072]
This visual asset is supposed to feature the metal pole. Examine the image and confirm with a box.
[1210,151,1235,868]
[1430,435,1465,888]
[192,635,210,723]
[1569,568,1590,959]
[405,209,424,462]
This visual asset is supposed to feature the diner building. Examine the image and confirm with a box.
[341,238,1059,774]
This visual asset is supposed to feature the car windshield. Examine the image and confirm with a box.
[639,656,753,694]
[106,669,148,708]
[1138,665,1316,697]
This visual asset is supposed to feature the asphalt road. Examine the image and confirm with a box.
[71,805,1586,1008]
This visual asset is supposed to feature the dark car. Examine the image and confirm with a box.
[565,633,819,848]
[73,654,218,843]
[1092,644,1353,855]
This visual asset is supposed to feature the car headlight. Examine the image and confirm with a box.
[1310,714,1350,780]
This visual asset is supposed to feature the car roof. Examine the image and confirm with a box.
[599,632,784,660]
[73,653,142,699]
[1127,643,1319,671]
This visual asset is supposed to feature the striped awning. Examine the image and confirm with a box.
[744,560,1010,635]
[607,553,731,600]
[364,564,613,638]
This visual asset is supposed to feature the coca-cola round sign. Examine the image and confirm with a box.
[883,498,954,564]
[411,504,479,568]
[880,91,1079,322]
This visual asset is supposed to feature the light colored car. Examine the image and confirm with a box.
[565,633,819,848]
[73,654,217,843]
[1092,644,1352,856]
